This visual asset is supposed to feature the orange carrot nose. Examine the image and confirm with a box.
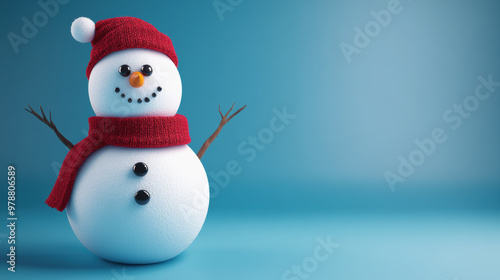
[129,72,144,88]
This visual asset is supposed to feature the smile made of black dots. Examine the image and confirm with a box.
[114,86,162,104]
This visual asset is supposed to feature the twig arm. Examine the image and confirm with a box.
[25,105,74,150]
[197,103,246,159]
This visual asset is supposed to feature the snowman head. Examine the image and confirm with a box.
[71,17,181,117]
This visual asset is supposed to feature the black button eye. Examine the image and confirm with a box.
[141,65,153,76]
[119,65,131,77]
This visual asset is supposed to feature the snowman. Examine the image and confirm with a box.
[26,16,245,264]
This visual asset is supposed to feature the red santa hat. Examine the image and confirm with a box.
[71,17,178,79]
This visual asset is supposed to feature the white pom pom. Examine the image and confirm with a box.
[71,17,95,43]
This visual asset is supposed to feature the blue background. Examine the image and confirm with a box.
[1,0,500,279]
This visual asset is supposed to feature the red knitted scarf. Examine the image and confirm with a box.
[46,115,191,211]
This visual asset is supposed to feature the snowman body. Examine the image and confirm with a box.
[67,19,209,264]
[67,145,209,264]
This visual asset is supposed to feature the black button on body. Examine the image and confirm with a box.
[133,162,148,176]
[135,190,150,205]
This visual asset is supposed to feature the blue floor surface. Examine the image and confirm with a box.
[1,210,499,280]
